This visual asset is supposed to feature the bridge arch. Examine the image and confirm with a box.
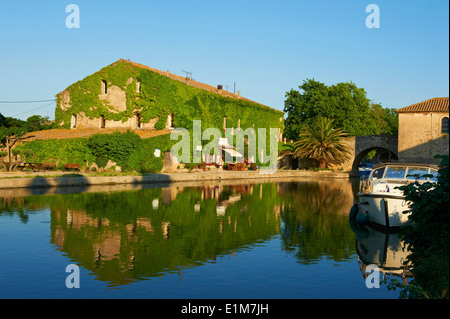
[343,135,398,176]
[352,146,398,174]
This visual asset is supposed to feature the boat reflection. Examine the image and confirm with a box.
[350,220,412,284]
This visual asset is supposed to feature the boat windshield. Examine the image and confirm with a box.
[371,167,385,179]
[384,166,407,179]
[406,167,429,181]
[371,165,439,181]
[430,170,439,182]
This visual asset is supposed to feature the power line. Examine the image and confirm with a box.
[0,99,56,104]
[8,101,56,117]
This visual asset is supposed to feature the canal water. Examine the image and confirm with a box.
[0,178,408,299]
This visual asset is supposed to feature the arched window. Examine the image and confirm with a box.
[442,117,449,134]
[70,114,77,129]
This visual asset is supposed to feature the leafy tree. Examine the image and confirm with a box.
[292,117,352,169]
[369,103,398,136]
[25,115,54,132]
[283,79,396,140]
[394,155,449,298]
[0,126,29,171]
[0,113,7,126]
[1,113,47,171]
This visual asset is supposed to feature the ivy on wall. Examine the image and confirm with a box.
[55,59,284,132]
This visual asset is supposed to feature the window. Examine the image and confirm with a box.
[101,80,107,94]
[385,166,406,179]
[429,170,439,182]
[100,115,106,129]
[371,167,385,179]
[442,117,449,134]
[406,167,428,181]
[169,113,175,128]
[70,114,77,129]
[135,113,141,129]
[136,80,141,94]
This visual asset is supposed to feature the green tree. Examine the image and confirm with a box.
[292,117,352,169]
[395,155,449,299]
[0,126,29,171]
[283,79,394,140]
[369,103,398,136]
[25,115,54,132]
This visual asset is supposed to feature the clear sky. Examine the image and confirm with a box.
[0,0,448,120]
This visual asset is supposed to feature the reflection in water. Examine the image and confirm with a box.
[279,181,356,264]
[350,219,412,285]
[1,178,377,289]
[40,183,284,287]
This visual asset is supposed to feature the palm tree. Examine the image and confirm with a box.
[293,117,351,169]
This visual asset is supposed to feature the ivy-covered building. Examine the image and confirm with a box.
[55,59,284,136]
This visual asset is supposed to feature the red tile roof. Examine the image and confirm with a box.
[396,97,449,113]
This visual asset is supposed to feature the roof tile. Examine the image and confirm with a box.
[396,97,449,113]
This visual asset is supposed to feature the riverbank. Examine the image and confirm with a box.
[0,169,350,189]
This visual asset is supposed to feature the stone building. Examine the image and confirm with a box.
[396,97,449,164]
[55,59,284,135]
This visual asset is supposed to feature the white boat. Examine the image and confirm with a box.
[354,163,439,230]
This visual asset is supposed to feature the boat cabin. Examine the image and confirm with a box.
[369,163,439,183]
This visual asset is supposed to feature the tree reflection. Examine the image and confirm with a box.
[278,181,356,264]
[1,178,358,287]
[41,183,282,286]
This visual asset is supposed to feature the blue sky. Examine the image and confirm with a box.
[0,0,448,120]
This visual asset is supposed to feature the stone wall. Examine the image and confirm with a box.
[398,112,449,164]
[74,111,134,129]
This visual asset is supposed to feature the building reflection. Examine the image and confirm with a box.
[43,182,283,287]
[1,177,369,288]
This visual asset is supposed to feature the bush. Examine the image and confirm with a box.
[86,131,142,170]
[15,138,95,166]
[128,134,174,173]
[396,155,449,298]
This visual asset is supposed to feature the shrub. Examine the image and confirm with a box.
[15,138,95,166]
[128,134,174,173]
[86,131,142,170]
[390,155,449,299]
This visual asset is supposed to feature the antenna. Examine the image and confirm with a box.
[181,70,192,79]
[181,70,192,85]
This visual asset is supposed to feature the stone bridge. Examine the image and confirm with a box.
[342,135,398,176]
[280,135,398,176]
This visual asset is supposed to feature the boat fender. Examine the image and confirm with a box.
[349,204,359,220]
[356,211,370,226]
[362,179,372,194]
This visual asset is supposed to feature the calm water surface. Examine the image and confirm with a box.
[0,178,409,299]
